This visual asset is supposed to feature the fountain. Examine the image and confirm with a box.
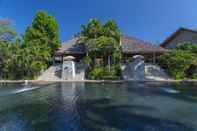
[62,56,76,80]
[131,55,145,80]
[122,55,145,80]
[122,55,169,81]
[38,55,86,81]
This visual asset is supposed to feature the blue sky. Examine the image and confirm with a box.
[0,0,197,44]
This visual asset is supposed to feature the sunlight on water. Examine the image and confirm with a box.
[160,87,180,94]
[0,86,41,97]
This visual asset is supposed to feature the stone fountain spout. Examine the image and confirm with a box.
[131,55,145,81]
[62,56,76,80]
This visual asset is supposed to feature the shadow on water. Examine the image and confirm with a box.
[77,98,194,131]
[124,82,197,103]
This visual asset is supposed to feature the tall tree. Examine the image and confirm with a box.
[79,19,121,75]
[103,19,121,42]
[0,12,60,80]
[24,11,60,55]
[80,19,121,63]
[80,19,103,39]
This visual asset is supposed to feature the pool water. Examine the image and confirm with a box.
[0,82,197,131]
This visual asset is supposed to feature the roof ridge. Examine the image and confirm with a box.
[122,35,160,48]
[160,27,197,47]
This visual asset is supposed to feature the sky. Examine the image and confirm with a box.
[0,0,197,44]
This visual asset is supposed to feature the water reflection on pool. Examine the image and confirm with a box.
[0,82,197,131]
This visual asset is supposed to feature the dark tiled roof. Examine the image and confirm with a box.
[56,36,165,56]
[121,36,165,54]
[160,28,197,47]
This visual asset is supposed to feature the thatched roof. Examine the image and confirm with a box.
[121,36,165,54]
[55,37,85,56]
[56,36,165,56]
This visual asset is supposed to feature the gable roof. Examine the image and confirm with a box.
[121,36,165,54]
[56,36,165,56]
[160,28,197,47]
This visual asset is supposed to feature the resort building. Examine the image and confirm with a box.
[55,36,165,63]
[121,36,165,63]
[161,28,197,48]
[39,35,168,81]
[55,37,86,62]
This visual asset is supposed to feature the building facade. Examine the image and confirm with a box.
[55,36,165,63]
[161,28,197,49]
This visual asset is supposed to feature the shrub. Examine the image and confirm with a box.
[176,42,197,54]
[158,49,197,79]
[89,67,105,80]
[88,66,120,80]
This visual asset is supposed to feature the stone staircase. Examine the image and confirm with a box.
[145,63,170,80]
[37,64,62,81]
[122,63,170,81]
[37,63,86,81]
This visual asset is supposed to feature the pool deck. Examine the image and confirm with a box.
[0,79,197,84]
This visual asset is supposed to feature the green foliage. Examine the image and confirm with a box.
[80,19,103,39]
[176,42,197,55]
[159,42,197,79]
[80,19,121,58]
[0,39,50,80]
[89,67,105,80]
[24,11,60,55]
[80,19,122,79]
[103,19,122,42]
[0,11,59,80]
[82,55,92,65]
[88,66,120,80]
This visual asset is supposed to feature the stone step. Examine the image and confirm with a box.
[37,64,62,81]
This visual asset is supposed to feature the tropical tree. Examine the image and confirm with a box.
[158,42,197,79]
[16,11,61,79]
[0,11,60,80]
[103,19,121,42]
[24,11,60,56]
[80,19,103,40]
[79,19,122,79]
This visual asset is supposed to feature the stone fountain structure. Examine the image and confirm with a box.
[37,55,86,81]
[131,55,145,80]
[122,55,169,81]
[62,56,76,80]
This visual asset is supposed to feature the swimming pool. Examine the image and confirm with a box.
[0,82,197,131]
